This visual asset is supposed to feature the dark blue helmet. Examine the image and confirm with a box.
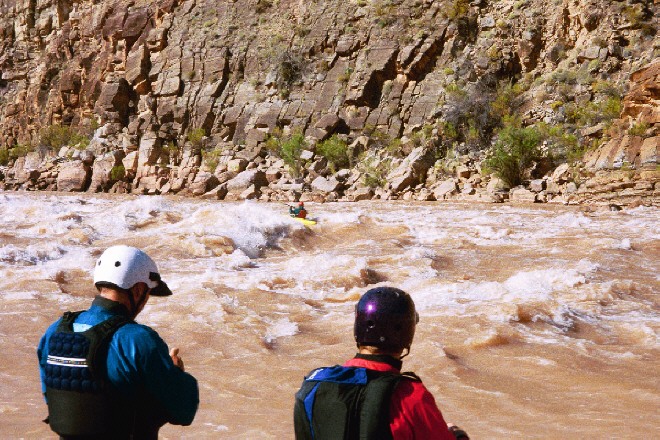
[354,287,419,352]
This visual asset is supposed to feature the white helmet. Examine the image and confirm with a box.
[93,245,172,296]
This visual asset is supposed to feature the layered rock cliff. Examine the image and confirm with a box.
[0,0,657,205]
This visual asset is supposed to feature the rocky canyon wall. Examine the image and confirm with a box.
[0,0,657,205]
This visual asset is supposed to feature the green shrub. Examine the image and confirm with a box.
[623,4,645,28]
[483,117,543,187]
[266,129,306,178]
[550,69,578,85]
[40,125,90,151]
[442,81,499,153]
[359,155,391,189]
[110,165,126,181]
[600,96,622,121]
[9,144,33,160]
[592,80,621,97]
[0,147,9,166]
[187,128,206,148]
[275,50,303,90]
[317,135,349,172]
[445,0,469,20]
[338,68,353,84]
[628,122,649,137]
[537,122,580,163]
[564,96,622,126]
[255,0,272,13]
[490,81,524,121]
[202,147,223,171]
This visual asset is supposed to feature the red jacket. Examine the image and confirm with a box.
[344,356,455,440]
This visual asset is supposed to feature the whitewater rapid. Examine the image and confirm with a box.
[0,193,658,438]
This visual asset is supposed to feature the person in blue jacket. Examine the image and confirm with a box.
[289,201,308,218]
[37,245,199,439]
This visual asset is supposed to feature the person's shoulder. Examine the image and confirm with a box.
[113,321,163,345]
[394,373,435,399]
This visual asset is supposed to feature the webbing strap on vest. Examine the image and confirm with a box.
[294,366,419,440]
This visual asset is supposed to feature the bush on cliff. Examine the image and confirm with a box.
[442,81,499,154]
[40,125,89,151]
[484,117,543,187]
[265,129,306,178]
[317,135,349,173]
[110,165,126,181]
[187,128,206,149]
[8,144,34,161]
[202,147,222,172]
[0,147,9,166]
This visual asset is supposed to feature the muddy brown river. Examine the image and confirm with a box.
[0,193,657,438]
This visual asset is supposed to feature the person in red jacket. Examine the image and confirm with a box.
[294,286,469,440]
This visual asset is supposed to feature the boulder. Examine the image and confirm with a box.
[510,187,537,203]
[311,175,342,193]
[227,158,248,173]
[530,179,546,193]
[57,162,91,192]
[387,146,434,192]
[347,187,374,201]
[433,179,458,200]
[89,151,123,192]
[226,169,268,194]
[190,171,220,196]
[486,176,509,193]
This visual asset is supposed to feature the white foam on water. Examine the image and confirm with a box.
[409,260,600,317]
[553,212,593,229]
[156,200,297,258]
[0,243,67,266]
[1,291,38,300]
[612,238,632,250]
[264,317,299,343]
[315,210,362,225]
[219,252,372,299]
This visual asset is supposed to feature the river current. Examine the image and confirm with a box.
[0,193,657,438]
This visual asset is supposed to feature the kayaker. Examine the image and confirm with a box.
[289,201,307,219]
[37,245,199,439]
[293,286,470,440]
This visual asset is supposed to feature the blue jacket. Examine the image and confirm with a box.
[37,296,199,426]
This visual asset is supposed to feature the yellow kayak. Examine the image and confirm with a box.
[292,217,317,226]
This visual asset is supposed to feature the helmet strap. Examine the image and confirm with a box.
[399,347,410,359]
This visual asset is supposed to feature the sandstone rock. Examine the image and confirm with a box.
[263,169,282,187]
[226,169,268,194]
[311,175,342,193]
[387,146,434,193]
[57,162,91,192]
[433,179,457,200]
[510,187,537,203]
[486,176,509,192]
[530,179,546,192]
[190,171,220,196]
[227,158,248,173]
[416,188,435,201]
[89,152,123,192]
[300,150,315,161]
[551,163,571,183]
[347,187,374,201]
[239,184,259,200]
[123,151,139,174]
[640,136,658,168]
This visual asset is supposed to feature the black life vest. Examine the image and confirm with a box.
[293,365,421,440]
[45,311,133,438]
